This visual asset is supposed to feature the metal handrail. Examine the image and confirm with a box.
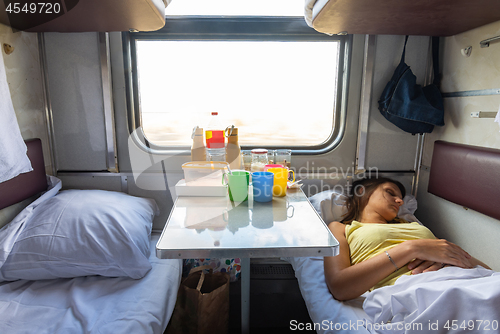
[480,35,500,48]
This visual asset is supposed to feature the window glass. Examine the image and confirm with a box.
[136,39,340,147]
[165,0,305,16]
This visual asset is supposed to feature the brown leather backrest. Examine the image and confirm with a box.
[0,139,48,210]
[428,140,500,221]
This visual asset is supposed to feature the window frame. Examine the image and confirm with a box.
[123,16,351,155]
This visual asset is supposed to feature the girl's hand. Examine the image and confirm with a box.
[406,239,473,269]
[407,259,446,274]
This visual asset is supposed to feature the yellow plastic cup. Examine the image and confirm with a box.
[267,167,295,197]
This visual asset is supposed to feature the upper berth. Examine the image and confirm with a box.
[306,0,500,36]
[0,0,167,32]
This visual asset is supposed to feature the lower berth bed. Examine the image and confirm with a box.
[0,139,182,334]
[287,180,500,334]
[0,233,182,334]
[287,256,500,334]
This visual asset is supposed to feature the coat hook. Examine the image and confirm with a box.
[461,46,472,57]
[2,43,14,55]
[470,111,497,118]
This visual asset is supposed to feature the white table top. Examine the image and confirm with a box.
[156,187,339,259]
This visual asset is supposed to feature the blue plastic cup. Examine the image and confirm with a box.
[252,171,274,202]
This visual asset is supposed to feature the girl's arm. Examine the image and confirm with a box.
[324,221,475,301]
[324,221,405,301]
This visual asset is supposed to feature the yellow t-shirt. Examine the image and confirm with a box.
[345,220,436,290]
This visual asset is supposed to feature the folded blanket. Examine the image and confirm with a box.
[304,0,316,27]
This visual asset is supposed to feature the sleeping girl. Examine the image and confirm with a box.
[324,176,491,301]
[324,177,499,332]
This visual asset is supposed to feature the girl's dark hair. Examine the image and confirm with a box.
[341,177,406,224]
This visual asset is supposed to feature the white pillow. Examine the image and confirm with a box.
[309,190,421,224]
[397,195,420,224]
[0,189,159,281]
[308,189,349,223]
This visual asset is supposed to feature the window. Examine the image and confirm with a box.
[128,16,348,152]
[165,0,305,16]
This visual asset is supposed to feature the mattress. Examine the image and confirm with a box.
[285,256,370,334]
[0,233,182,334]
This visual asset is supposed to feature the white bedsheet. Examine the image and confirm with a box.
[0,233,182,334]
[288,256,500,334]
[364,266,500,334]
[285,256,370,334]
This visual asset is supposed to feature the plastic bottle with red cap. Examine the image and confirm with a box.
[205,112,226,161]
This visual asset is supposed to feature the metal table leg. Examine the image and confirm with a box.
[241,257,250,334]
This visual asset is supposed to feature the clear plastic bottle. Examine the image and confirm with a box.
[190,126,206,162]
[205,112,226,161]
[225,126,241,169]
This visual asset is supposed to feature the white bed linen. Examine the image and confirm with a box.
[1,187,158,281]
[0,232,182,334]
[288,254,500,334]
[363,266,500,334]
[304,0,316,27]
[308,191,420,226]
[285,256,370,334]
[0,50,33,184]
[0,175,61,266]
[304,0,329,29]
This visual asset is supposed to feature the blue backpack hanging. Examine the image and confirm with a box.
[378,36,444,135]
